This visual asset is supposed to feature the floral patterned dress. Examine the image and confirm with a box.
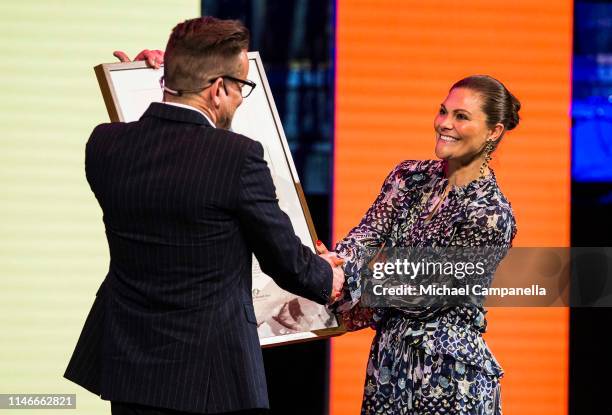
[334,159,516,415]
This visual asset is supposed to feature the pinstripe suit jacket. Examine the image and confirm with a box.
[64,103,332,413]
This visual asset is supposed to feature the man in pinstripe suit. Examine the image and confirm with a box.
[64,17,344,415]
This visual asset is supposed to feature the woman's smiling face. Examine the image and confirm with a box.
[434,87,494,163]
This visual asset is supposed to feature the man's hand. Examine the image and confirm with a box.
[113,49,164,69]
[316,240,345,304]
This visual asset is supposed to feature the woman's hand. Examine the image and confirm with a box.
[316,240,345,303]
[113,49,164,69]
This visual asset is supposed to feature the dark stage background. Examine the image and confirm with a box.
[202,1,335,414]
[571,1,612,414]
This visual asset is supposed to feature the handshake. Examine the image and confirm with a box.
[315,240,346,304]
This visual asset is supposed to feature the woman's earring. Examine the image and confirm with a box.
[479,140,495,178]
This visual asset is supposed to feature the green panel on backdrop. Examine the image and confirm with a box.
[0,2,199,413]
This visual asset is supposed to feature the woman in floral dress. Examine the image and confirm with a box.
[324,75,520,414]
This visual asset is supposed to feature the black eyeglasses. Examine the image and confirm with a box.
[222,75,256,98]
[161,75,256,98]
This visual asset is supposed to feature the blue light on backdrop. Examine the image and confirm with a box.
[573,1,612,182]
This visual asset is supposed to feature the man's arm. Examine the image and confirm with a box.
[236,140,341,305]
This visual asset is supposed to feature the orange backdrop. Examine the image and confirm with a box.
[331,1,572,414]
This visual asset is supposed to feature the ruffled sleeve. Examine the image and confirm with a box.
[332,161,418,330]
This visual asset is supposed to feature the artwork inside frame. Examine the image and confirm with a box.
[93,52,345,347]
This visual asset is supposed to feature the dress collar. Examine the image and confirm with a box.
[435,160,497,197]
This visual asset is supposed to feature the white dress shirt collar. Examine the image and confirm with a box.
[162,101,216,128]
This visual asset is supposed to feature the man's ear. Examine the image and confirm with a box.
[209,78,224,108]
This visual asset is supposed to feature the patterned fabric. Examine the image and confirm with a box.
[334,159,516,415]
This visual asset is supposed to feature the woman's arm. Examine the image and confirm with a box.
[330,161,417,330]
[335,163,409,302]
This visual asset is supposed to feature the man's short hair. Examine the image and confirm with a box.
[164,16,249,93]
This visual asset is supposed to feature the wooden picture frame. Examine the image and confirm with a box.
[94,52,345,346]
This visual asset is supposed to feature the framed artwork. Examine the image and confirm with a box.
[94,52,344,346]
